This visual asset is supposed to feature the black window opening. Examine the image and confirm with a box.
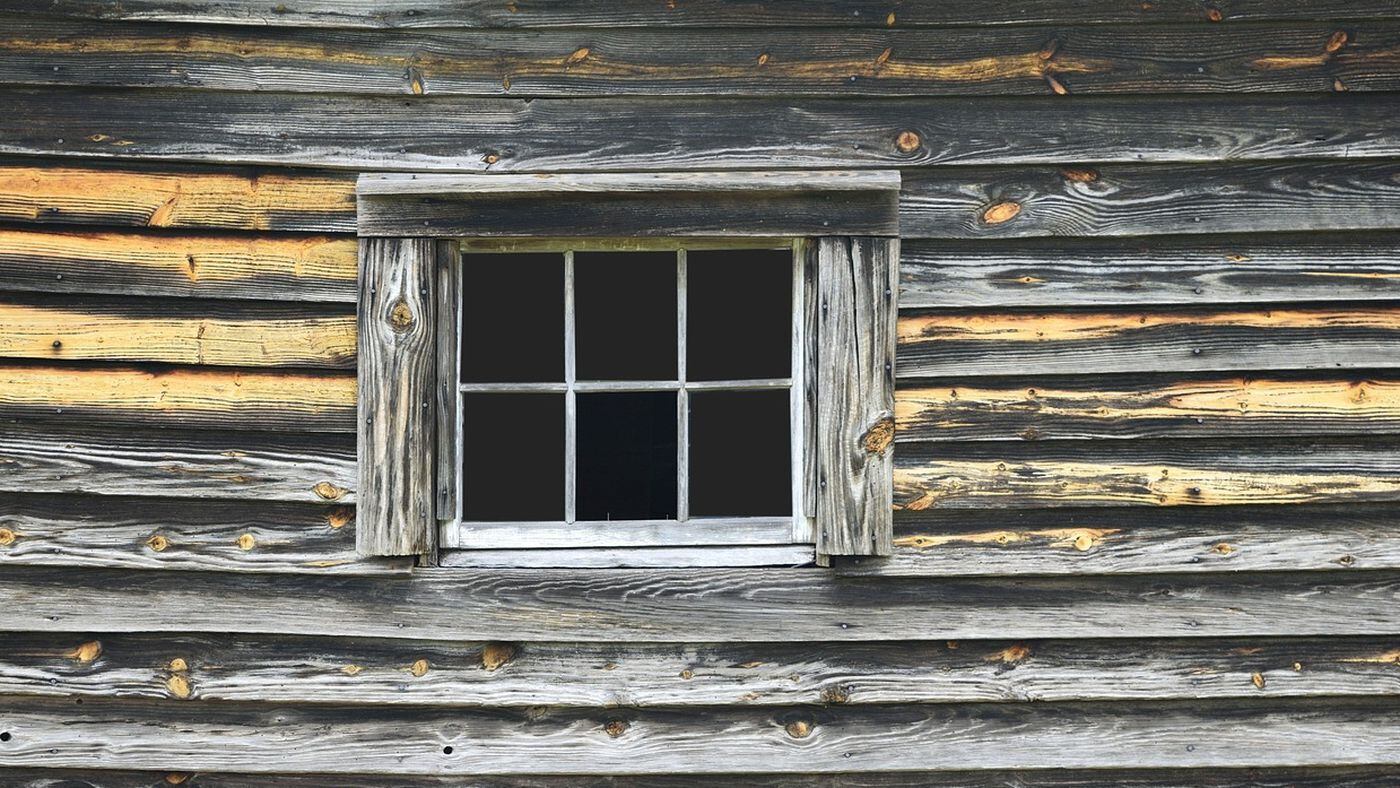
[455,247,802,543]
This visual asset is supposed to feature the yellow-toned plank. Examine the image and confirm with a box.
[0,165,355,231]
[896,377,1400,441]
[894,440,1400,510]
[0,229,357,301]
[0,364,355,431]
[0,301,355,368]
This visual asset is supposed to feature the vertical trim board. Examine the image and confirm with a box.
[816,236,897,557]
[357,237,435,557]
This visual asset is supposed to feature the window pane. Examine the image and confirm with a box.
[687,249,791,381]
[462,394,564,521]
[689,390,791,517]
[575,252,677,380]
[461,253,564,383]
[577,392,677,520]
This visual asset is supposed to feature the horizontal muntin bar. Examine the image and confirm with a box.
[460,378,791,393]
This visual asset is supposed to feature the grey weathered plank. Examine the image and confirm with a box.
[0,421,355,504]
[433,239,459,524]
[899,234,1400,308]
[0,162,355,231]
[0,363,355,433]
[19,0,1400,28]
[1,695,1399,773]
[816,238,896,557]
[0,228,358,302]
[357,238,435,557]
[4,565,1400,641]
[357,173,901,237]
[4,766,1400,788]
[849,503,1400,576]
[894,437,1400,511]
[895,374,1400,442]
[900,160,1400,239]
[4,20,1393,98]
[896,305,1400,378]
[0,494,404,574]
[0,297,355,369]
[4,89,1398,170]
[2,633,1398,707]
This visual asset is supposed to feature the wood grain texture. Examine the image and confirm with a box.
[816,238,896,557]
[4,565,1400,641]
[894,437,1400,511]
[1,632,1397,707]
[4,766,1400,788]
[358,172,900,237]
[0,422,354,504]
[0,164,355,231]
[896,374,1400,442]
[850,503,1400,576]
[0,298,355,369]
[901,160,1400,239]
[433,239,458,523]
[897,305,1400,378]
[4,20,1396,97]
[357,238,434,556]
[4,89,1397,170]
[19,0,1400,28]
[0,364,355,433]
[899,233,1400,308]
[2,695,1399,773]
[0,494,402,574]
[0,228,357,302]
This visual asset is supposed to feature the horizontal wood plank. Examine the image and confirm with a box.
[1,632,1396,706]
[0,695,1398,773]
[0,229,357,302]
[899,234,1400,308]
[0,299,355,369]
[3,21,1397,97]
[0,164,355,231]
[17,0,1399,28]
[3,89,1396,170]
[894,438,1400,511]
[0,422,355,504]
[900,160,1400,239]
[0,494,402,574]
[851,503,1400,576]
[3,565,1400,641]
[897,305,1400,378]
[896,375,1400,442]
[0,364,354,432]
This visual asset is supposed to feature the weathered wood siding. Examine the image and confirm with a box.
[2,3,1400,783]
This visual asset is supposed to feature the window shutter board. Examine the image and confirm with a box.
[433,239,461,526]
[815,236,897,558]
[357,237,437,557]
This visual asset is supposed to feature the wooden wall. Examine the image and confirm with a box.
[3,2,1400,783]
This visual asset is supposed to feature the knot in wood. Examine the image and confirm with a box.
[325,507,354,530]
[819,684,852,704]
[987,644,1032,665]
[1060,167,1099,183]
[145,534,170,552]
[480,642,518,671]
[312,481,348,501]
[604,719,629,738]
[566,47,591,65]
[1251,671,1266,690]
[894,130,921,154]
[66,640,103,664]
[388,299,416,332]
[410,658,431,677]
[168,657,189,672]
[981,201,1021,225]
[166,673,192,699]
[785,719,814,739]
[860,414,895,455]
[0,528,15,547]
[1326,30,1349,53]
[164,775,191,786]
[236,532,256,551]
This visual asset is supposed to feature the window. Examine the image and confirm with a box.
[355,172,900,568]
[442,245,808,564]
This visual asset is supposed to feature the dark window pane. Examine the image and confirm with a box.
[461,253,564,383]
[462,394,564,521]
[689,390,791,517]
[577,392,677,520]
[575,252,677,380]
[687,249,791,381]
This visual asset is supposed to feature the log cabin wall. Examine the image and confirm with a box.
[3,2,1400,783]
